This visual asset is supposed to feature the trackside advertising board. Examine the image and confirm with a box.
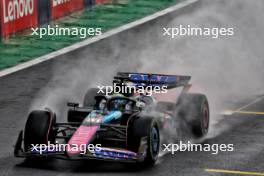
[96,0,111,4]
[0,0,38,36]
[50,0,84,19]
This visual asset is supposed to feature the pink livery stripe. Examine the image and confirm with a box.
[67,125,98,155]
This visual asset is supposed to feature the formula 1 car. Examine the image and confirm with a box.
[14,72,209,165]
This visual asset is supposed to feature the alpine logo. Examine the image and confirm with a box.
[3,0,34,23]
[52,0,70,7]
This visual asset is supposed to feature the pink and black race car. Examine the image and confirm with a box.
[14,72,210,165]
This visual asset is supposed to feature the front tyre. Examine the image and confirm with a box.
[24,110,56,152]
[129,118,160,165]
[147,123,160,164]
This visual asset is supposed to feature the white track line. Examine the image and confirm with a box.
[235,96,264,111]
[222,96,264,115]
[0,0,199,78]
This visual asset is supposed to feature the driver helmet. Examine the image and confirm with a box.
[110,94,134,111]
[110,93,125,110]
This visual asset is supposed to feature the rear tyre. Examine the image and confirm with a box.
[176,93,209,138]
[24,110,56,152]
[83,88,105,107]
[129,117,160,165]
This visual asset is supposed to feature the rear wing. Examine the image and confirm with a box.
[113,72,191,89]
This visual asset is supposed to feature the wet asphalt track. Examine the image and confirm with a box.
[0,0,264,175]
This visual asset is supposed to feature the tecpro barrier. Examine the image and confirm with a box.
[0,0,38,36]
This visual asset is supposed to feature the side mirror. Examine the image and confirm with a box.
[67,102,79,109]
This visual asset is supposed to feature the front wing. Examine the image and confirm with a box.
[14,130,148,163]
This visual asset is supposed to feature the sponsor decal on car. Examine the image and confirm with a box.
[93,147,137,159]
[129,73,178,84]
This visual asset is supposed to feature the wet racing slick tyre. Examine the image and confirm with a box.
[129,117,160,165]
[83,88,105,107]
[176,93,210,138]
[24,110,56,153]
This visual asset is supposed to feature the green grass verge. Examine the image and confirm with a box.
[0,0,178,70]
